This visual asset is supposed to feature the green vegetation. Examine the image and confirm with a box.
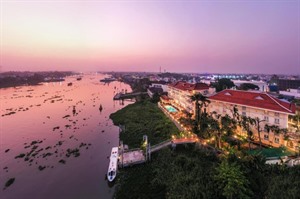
[111,100,300,199]
[238,83,259,91]
[110,100,180,148]
[211,78,235,92]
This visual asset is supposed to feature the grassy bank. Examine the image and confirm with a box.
[110,100,180,148]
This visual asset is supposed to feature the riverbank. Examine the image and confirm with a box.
[110,100,300,199]
[110,100,180,148]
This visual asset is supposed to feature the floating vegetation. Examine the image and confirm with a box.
[38,166,46,171]
[15,153,25,159]
[66,148,80,158]
[53,126,60,131]
[4,178,15,189]
[45,146,52,150]
[5,149,10,153]
[62,115,70,119]
[58,159,66,164]
[42,152,52,158]
[2,111,16,117]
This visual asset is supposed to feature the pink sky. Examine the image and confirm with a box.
[1,1,299,74]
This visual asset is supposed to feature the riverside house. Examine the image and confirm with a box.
[208,90,297,151]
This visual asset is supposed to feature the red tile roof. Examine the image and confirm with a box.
[169,81,209,91]
[209,89,296,114]
[160,95,171,101]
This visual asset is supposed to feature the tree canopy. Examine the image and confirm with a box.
[239,83,259,91]
[212,78,235,92]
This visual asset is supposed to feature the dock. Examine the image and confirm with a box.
[117,137,199,168]
[119,149,146,168]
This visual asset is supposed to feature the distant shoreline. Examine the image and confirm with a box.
[0,71,75,89]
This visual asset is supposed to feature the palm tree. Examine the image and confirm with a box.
[208,114,222,148]
[190,93,201,125]
[190,93,210,130]
[255,117,266,149]
[232,105,240,121]
[239,116,256,150]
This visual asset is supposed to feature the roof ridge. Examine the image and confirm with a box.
[264,93,292,113]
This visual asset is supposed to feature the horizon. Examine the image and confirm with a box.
[1,1,299,74]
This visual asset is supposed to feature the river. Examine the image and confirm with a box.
[0,73,132,199]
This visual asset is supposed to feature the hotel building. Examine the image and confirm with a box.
[208,90,297,150]
[167,81,216,114]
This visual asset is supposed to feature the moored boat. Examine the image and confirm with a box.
[107,147,119,182]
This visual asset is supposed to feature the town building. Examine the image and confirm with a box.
[147,81,168,98]
[208,89,297,150]
[167,81,215,114]
[278,79,300,91]
[232,80,268,92]
[279,88,300,99]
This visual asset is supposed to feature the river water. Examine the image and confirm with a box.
[0,74,132,199]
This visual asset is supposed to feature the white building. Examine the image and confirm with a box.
[233,80,268,92]
[208,89,297,150]
[279,88,300,99]
[168,81,215,114]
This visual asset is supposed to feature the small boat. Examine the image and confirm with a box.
[76,77,82,81]
[67,82,73,86]
[99,104,103,111]
[107,147,119,182]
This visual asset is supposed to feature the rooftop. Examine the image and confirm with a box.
[209,89,296,114]
[169,81,210,92]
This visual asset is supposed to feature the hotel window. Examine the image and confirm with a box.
[275,118,280,124]
[275,112,280,117]
[223,107,226,114]
[274,137,280,144]
[242,112,246,116]
[264,134,269,140]
[264,116,269,122]
[242,106,246,111]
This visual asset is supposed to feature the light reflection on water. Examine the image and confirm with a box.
[0,74,132,199]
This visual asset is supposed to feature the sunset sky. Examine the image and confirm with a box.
[1,0,299,74]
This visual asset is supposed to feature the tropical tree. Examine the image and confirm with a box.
[215,160,252,199]
[212,78,235,92]
[221,114,238,137]
[264,124,288,145]
[254,117,266,149]
[239,116,256,150]
[238,83,259,91]
[206,114,222,148]
[190,93,210,132]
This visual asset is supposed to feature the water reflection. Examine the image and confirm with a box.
[0,74,132,199]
